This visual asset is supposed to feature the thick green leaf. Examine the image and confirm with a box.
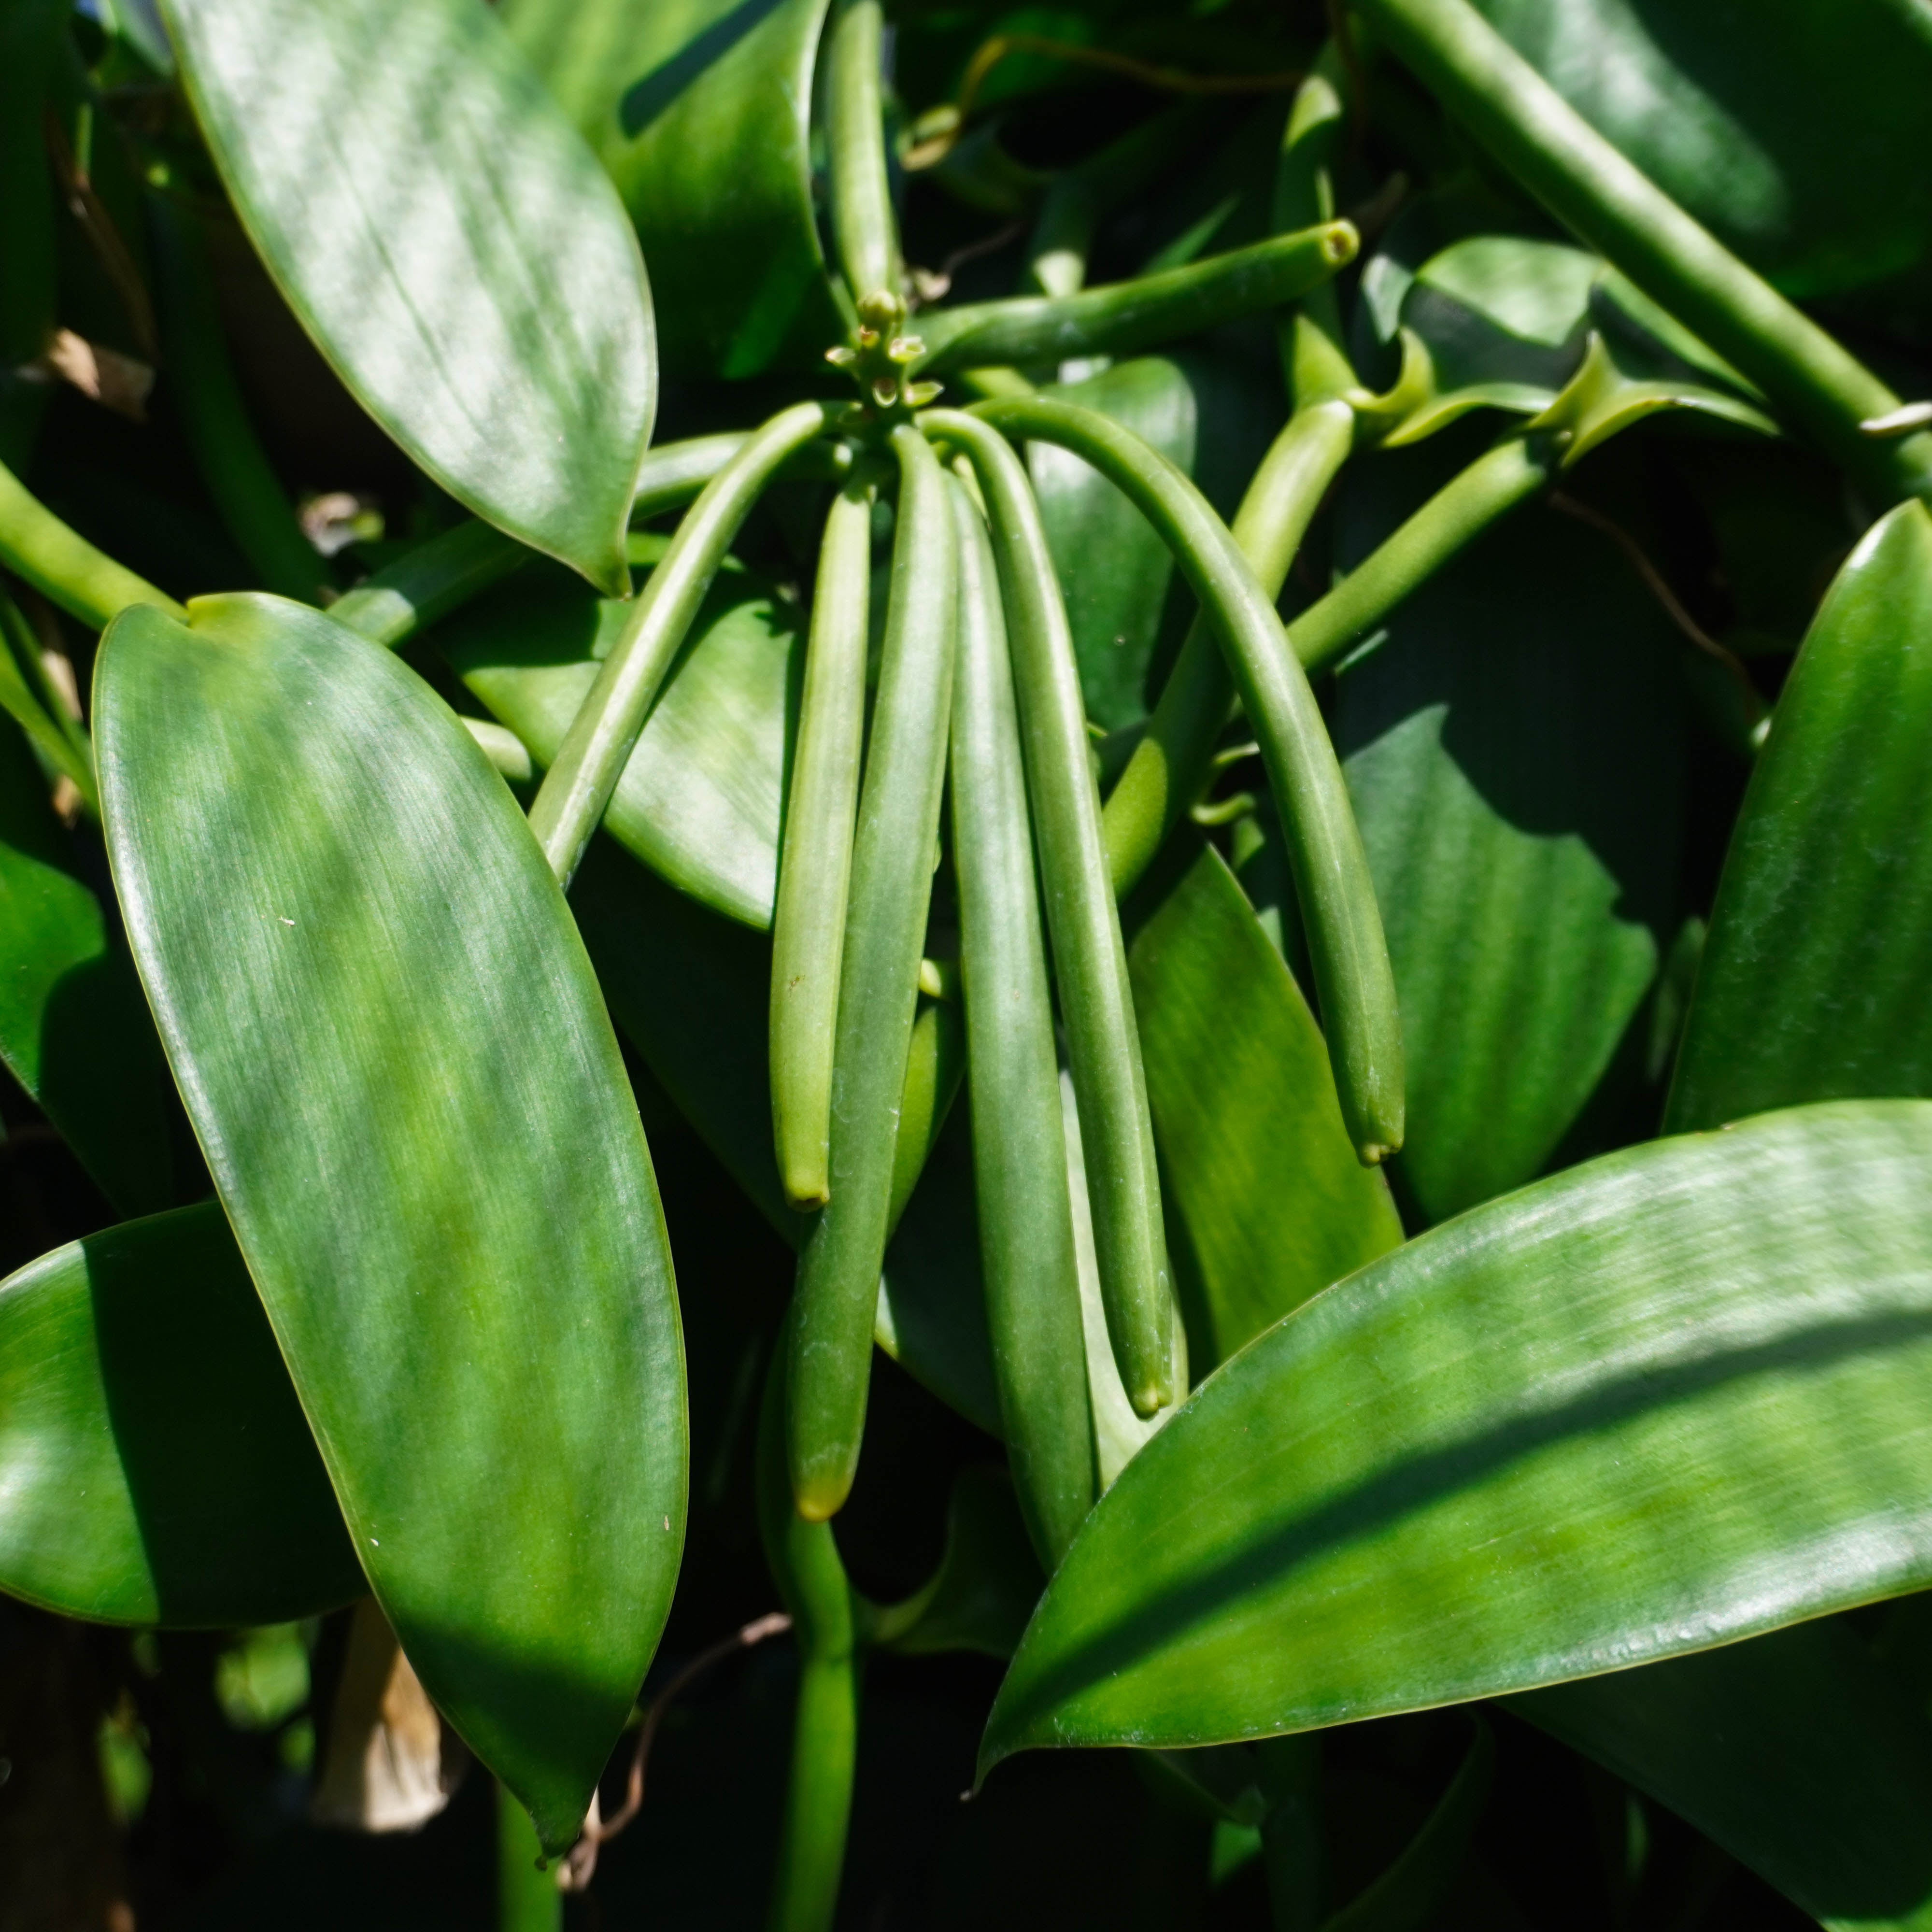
[442,560,803,930]
[1124,837,1403,1372]
[0,1202,362,1627]
[1473,0,1932,303]
[96,594,684,1854]
[569,836,1003,1435]
[1512,1620,1932,1932]
[0,718,172,1216]
[164,0,654,595]
[504,0,840,379]
[982,1101,1932,1770]
[1031,353,1279,734]
[1334,479,1681,1223]
[1669,500,1932,1134]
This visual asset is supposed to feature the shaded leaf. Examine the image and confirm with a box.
[983,1102,1932,1768]
[96,594,683,1853]
[504,0,840,379]
[0,1201,362,1627]
[442,559,803,930]
[868,1467,1044,1661]
[1669,500,1932,1132]
[165,0,654,594]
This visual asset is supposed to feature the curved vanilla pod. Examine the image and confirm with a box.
[770,472,876,1208]
[787,425,958,1520]
[824,0,898,302]
[914,223,1358,377]
[1355,0,1932,507]
[757,1340,859,1932]
[924,410,1175,1417]
[966,395,1403,1165]
[945,466,1097,1566]
[1103,398,1356,896]
[526,401,830,888]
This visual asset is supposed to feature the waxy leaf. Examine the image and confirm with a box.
[505,0,840,379]
[96,595,685,1854]
[0,1202,361,1627]
[983,1101,1932,1770]
[1513,1619,1932,1932]
[0,718,172,1216]
[1669,500,1932,1134]
[165,0,655,595]
[1124,837,1403,1371]
[443,560,803,930]
[1335,478,1681,1223]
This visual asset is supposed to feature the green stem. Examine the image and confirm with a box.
[0,456,183,630]
[526,402,830,889]
[1274,54,1357,407]
[771,474,875,1209]
[946,464,1096,1566]
[146,187,324,603]
[927,409,1175,1417]
[825,0,899,301]
[496,1780,561,1932]
[916,223,1359,377]
[1104,398,1355,897]
[1354,0,1932,504]
[966,395,1403,1164]
[759,1332,860,1932]
[787,424,957,1521]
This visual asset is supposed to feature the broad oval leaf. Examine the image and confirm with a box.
[0,717,172,1216]
[442,560,802,930]
[1335,469,1682,1223]
[0,1202,362,1627]
[1668,500,1932,1134]
[503,0,839,380]
[164,0,655,596]
[96,594,684,1854]
[1124,836,1403,1371]
[982,1101,1932,1771]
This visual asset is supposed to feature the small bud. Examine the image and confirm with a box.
[824,345,857,367]
[872,378,900,409]
[887,336,924,364]
[905,381,943,407]
[857,289,906,332]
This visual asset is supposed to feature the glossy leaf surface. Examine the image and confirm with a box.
[1335,478,1681,1223]
[0,1202,361,1627]
[1124,838,1404,1372]
[442,559,802,930]
[165,0,654,594]
[504,0,839,379]
[984,1102,1932,1768]
[1513,1619,1932,1932]
[97,595,684,1853]
[1473,0,1932,303]
[1669,500,1932,1133]
[0,718,172,1216]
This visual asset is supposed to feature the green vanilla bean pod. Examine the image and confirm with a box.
[925,410,1175,1418]
[330,434,849,650]
[771,471,876,1208]
[1104,398,1356,896]
[825,0,898,302]
[885,994,966,1235]
[758,1338,859,1932]
[1106,430,1556,893]
[914,223,1359,377]
[946,465,1096,1567]
[146,186,325,604]
[966,396,1404,1165]
[787,424,957,1520]
[527,401,831,888]
[0,457,183,629]
[1353,0,1932,506]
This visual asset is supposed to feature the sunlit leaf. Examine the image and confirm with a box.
[96,593,683,1853]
